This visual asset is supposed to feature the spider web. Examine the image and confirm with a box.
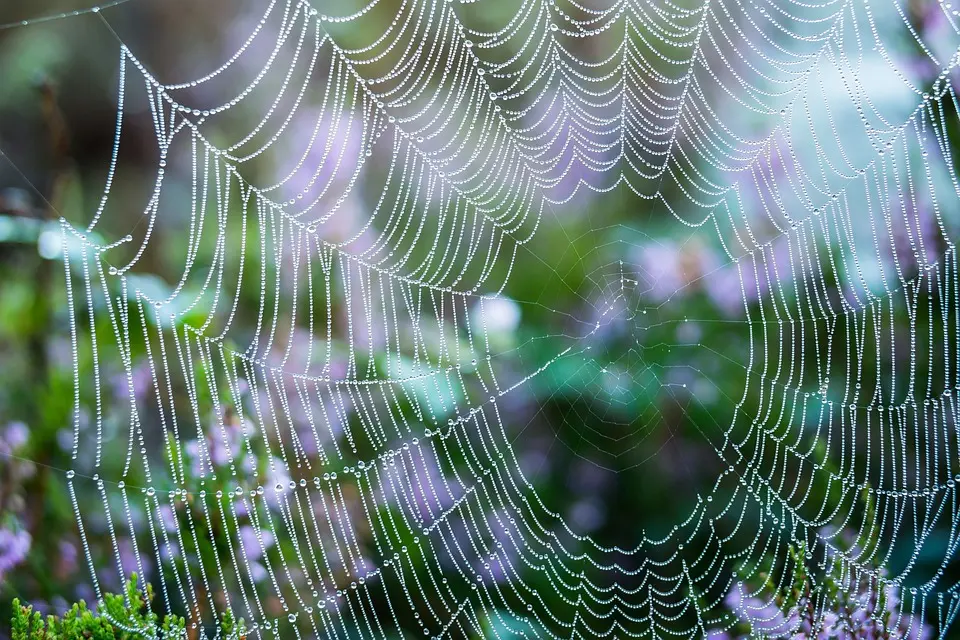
[3,0,960,637]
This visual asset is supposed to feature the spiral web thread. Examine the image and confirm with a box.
[7,0,960,636]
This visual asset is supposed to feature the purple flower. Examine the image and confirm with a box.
[208,419,243,468]
[158,504,178,534]
[248,561,267,584]
[74,583,96,608]
[56,428,74,453]
[29,600,50,616]
[50,596,68,616]
[116,537,152,583]
[238,525,274,561]
[58,540,78,577]
[262,459,292,511]
[725,586,798,635]
[3,422,29,452]
[0,527,31,579]
[636,241,683,301]
[111,363,153,403]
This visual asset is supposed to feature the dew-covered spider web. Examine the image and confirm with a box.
[3,0,960,637]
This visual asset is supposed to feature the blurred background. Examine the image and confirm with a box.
[0,0,958,638]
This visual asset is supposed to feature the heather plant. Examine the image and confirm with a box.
[10,576,245,640]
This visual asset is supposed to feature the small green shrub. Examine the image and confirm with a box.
[10,575,245,639]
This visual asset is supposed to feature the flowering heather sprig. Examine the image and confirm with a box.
[708,544,932,639]
[0,525,31,581]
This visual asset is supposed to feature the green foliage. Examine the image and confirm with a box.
[10,575,245,640]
